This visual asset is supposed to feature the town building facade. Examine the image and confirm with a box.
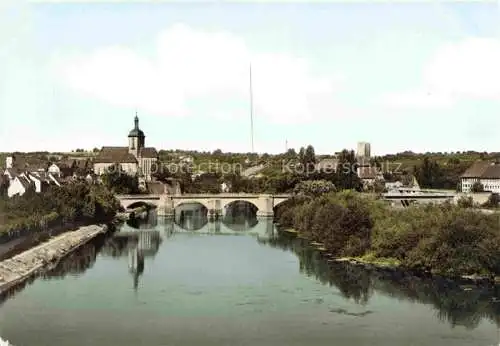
[461,161,500,193]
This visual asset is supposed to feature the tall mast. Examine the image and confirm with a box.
[249,63,254,153]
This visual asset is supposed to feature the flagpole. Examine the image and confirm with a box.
[249,63,254,153]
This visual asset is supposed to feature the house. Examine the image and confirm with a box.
[4,168,17,180]
[48,163,62,177]
[49,159,90,178]
[7,175,34,197]
[93,114,158,181]
[4,155,48,177]
[461,161,500,193]
[26,172,57,192]
[357,166,384,188]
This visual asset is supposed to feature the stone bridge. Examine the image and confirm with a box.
[116,193,291,217]
[382,188,456,207]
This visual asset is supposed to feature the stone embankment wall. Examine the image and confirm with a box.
[0,224,109,295]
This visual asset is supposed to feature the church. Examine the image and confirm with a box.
[93,114,158,181]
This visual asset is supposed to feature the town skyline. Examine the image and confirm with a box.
[1,2,499,155]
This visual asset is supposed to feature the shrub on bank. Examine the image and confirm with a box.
[276,192,500,277]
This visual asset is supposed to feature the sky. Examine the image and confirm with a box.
[0,1,499,155]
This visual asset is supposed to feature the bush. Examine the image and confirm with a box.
[457,196,473,208]
[293,180,336,197]
[483,193,499,209]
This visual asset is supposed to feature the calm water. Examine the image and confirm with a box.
[1,208,500,346]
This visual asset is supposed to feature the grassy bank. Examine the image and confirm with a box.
[275,191,500,279]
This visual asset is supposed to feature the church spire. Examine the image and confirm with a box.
[134,112,139,130]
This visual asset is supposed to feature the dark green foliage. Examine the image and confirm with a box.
[0,175,9,198]
[457,196,473,208]
[283,192,373,257]
[276,192,500,277]
[101,164,140,194]
[0,183,119,239]
[293,179,336,197]
[472,182,485,193]
[190,173,221,193]
[414,158,443,189]
[335,150,362,191]
[484,193,499,208]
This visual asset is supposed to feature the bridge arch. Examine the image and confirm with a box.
[219,199,260,213]
[273,198,289,208]
[173,200,210,211]
[127,201,156,210]
[223,200,259,212]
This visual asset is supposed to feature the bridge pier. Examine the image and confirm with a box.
[158,195,175,218]
[256,196,274,218]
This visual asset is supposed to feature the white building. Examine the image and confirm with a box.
[461,161,500,193]
[7,175,33,197]
[48,163,61,177]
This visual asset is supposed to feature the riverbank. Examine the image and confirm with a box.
[0,222,115,296]
[275,191,500,283]
[280,228,500,286]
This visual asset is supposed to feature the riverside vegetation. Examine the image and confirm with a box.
[0,183,120,244]
[275,189,500,279]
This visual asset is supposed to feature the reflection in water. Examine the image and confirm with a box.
[259,231,500,330]
[43,237,105,280]
[174,202,259,232]
[223,202,258,231]
[223,201,258,230]
[176,209,208,231]
[101,230,162,290]
[126,210,158,229]
[0,235,107,306]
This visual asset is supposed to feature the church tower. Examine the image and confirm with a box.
[128,113,145,157]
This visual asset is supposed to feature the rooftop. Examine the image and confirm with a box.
[461,161,500,179]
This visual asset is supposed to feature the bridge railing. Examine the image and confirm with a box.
[117,193,292,199]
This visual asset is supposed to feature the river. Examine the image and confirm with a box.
[0,206,499,346]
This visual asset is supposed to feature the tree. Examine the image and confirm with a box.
[483,193,499,208]
[284,148,297,160]
[0,175,9,198]
[192,173,221,193]
[304,145,316,172]
[414,157,443,189]
[335,149,362,191]
[293,179,336,197]
[101,164,140,194]
[471,182,484,193]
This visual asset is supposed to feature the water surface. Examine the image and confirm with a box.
[0,210,499,346]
